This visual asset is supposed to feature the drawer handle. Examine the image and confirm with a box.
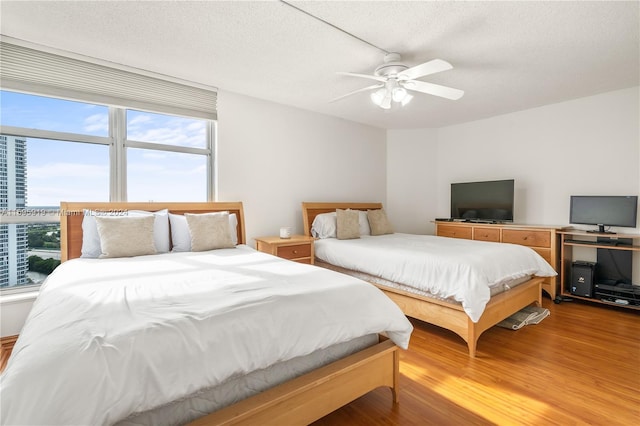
[292,250,298,254]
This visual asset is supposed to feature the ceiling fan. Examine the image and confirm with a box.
[332,52,464,109]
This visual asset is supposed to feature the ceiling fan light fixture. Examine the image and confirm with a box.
[401,93,413,106]
[392,87,407,102]
[370,88,386,106]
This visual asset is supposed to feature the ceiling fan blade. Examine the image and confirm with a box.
[398,59,453,81]
[336,71,387,82]
[404,80,464,100]
[330,84,384,103]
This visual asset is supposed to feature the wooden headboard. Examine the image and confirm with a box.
[59,201,246,262]
[301,202,383,237]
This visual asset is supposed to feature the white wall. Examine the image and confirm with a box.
[387,87,640,232]
[215,90,387,244]
[438,87,639,229]
[386,129,439,234]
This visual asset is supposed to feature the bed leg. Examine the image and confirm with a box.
[391,348,400,403]
[467,321,478,357]
[467,340,477,358]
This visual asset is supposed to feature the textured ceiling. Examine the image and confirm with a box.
[0,0,638,129]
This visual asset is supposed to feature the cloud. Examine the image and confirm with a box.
[129,114,152,126]
[84,113,109,133]
[127,113,207,148]
[27,184,109,207]
[28,162,109,179]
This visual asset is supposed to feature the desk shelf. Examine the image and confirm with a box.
[558,229,640,310]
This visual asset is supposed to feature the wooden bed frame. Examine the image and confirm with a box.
[302,202,543,358]
[59,201,400,425]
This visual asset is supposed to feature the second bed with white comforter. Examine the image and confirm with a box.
[314,233,557,322]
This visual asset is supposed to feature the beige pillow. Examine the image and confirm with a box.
[336,209,360,240]
[367,209,394,236]
[185,212,234,251]
[95,215,157,258]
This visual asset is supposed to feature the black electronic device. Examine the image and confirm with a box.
[570,261,596,298]
[594,282,640,306]
[450,179,514,223]
[569,195,638,233]
[596,246,633,285]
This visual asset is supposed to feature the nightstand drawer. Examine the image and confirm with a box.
[473,227,501,242]
[437,224,472,239]
[502,229,551,248]
[277,244,311,260]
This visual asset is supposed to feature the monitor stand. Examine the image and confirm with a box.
[586,224,614,234]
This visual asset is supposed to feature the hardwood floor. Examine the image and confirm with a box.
[312,298,640,425]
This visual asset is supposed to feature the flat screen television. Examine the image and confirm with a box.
[569,195,638,233]
[450,179,514,223]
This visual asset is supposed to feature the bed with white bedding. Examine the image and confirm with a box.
[314,233,556,322]
[302,202,557,357]
[0,202,413,426]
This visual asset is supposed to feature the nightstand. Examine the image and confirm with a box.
[254,235,315,265]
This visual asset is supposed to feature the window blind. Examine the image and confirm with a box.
[0,38,217,120]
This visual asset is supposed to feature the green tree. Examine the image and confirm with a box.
[28,255,60,275]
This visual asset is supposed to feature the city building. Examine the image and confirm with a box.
[0,135,29,287]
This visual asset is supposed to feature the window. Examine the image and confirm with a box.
[127,149,208,202]
[1,39,217,292]
[125,109,211,202]
[0,91,215,290]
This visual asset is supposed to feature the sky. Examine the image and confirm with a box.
[1,90,209,206]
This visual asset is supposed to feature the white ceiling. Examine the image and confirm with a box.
[1,0,638,129]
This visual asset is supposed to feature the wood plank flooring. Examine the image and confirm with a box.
[312,298,640,425]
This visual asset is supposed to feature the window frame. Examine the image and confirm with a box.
[1,93,216,293]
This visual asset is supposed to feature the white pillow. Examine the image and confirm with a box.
[357,210,371,236]
[95,215,157,258]
[311,212,337,239]
[169,212,238,252]
[81,209,169,258]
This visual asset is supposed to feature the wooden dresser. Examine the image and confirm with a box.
[435,221,564,300]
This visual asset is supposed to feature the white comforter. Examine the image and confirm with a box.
[0,245,413,426]
[314,233,557,322]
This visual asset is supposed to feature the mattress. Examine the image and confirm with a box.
[118,334,378,426]
[316,260,531,302]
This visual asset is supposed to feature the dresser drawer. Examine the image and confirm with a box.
[277,243,311,260]
[502,229,551,248]
[473,227,501,242]
[437,224,472,239]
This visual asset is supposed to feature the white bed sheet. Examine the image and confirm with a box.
[314,233,557,322]
[0,245,413,426]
